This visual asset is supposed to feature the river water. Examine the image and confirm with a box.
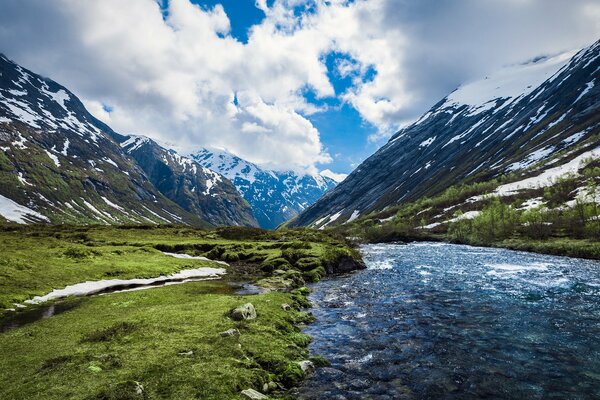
[295,242,600,399]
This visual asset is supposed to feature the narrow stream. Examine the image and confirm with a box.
[295,242,600,400]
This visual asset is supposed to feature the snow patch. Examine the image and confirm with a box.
[0,193,49,223]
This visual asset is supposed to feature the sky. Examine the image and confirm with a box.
[0,0,599,176]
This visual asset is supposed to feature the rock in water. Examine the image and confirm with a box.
[240,388,268,399]
[298,360,315,374]
[230,303,257,321]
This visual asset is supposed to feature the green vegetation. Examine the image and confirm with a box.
[0,280,315,399]
[0,225,364,399]
[335,165,600,260]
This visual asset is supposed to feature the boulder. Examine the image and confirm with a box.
[281,303,291,311]
[230,303,257,321]
[297,360,315,374]
[240,388,268,399]
[219,328,240,337]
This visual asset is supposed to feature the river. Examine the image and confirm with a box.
[295,242,600,399]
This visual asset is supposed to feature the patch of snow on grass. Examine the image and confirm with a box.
[347,210,360,223]
[496,147,600,196]
[44,150,60,167]
[24,267,226,304]
[0,193,49,223]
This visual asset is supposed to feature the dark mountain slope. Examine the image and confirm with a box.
[290,39,600,228]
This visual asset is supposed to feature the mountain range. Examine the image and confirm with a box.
[191,148,337,229]
[290,39,600,228]
[0,54,335,227]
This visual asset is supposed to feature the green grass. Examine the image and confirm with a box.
[0,225,364,399]
[0,225,361,310]
[0,280,313,400]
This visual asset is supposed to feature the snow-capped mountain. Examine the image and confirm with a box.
[114,135,257,227]
[290,39,600,228]
[0,54,255,227]
[191,148,337,228]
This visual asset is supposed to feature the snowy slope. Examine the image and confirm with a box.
[291,39,600,228]
[0,54,252,226]
[191,148,337,229]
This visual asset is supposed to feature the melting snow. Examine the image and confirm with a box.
[44,150,60,167]
[24,267,226,305]
[574,79,595,103]
[441,51,575,114]
[495,147,600,196]
[0,193,49,223]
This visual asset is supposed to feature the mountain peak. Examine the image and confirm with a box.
[191,147,337,229]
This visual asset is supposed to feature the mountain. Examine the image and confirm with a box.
[0,54,255,227]
[290,39,600,228]
[191,148,337,229]
[113,135,258,227]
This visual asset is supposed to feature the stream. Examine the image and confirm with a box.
[295,242,600,399]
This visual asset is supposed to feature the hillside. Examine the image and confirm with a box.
[0,55,254,227]
[290,39,600,229]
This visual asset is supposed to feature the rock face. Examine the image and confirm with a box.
[191,148,337,229]
[0,54,254,227]
[230,303,257,321]
[115,135,258,227]
[290,39,600,227]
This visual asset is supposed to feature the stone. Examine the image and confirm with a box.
[297,360,315,374]
[240,388,268,399]
[178,350,193,356]
[281,303,291,311]
[230,303,257,321]
[219,328,240,337]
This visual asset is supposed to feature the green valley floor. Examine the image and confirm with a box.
[0,225,363,400]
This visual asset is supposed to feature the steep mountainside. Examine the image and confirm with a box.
[191,148,336,228]
[115,135,257,227]
[0,55,252,226]
[291,39,600,228]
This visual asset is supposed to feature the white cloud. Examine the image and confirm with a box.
[0,0,598,171]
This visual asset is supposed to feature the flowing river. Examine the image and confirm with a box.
[295,242,600,399]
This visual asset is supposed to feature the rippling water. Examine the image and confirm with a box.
[295,242,600,399]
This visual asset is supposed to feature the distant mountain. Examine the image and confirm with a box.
[0,54,255,227]
[191,148,337,229]
[114,135,257,227]
[290,39,600,228]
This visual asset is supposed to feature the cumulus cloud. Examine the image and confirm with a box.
[0,0,598,170]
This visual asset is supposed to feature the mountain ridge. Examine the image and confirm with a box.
[191,147,337,229]
[290,39,600,228]
[0,54,255,227]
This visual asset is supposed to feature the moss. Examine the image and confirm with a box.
[0,226,364,399]
[303,266,326,283]
[82,321,139,343]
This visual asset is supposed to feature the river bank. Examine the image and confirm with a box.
[0,225,364,400]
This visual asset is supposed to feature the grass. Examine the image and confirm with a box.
[0,225,361,310]
[0,280,313,399]
[0,225,364,399]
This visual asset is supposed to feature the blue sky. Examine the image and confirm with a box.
[1,0,597,176]
[186,0,383,173]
